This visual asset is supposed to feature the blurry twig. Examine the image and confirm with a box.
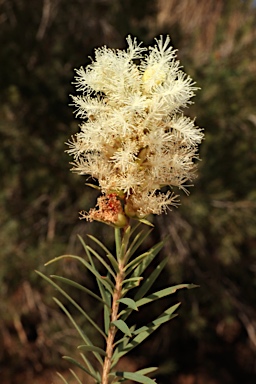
[225,278,256,350]
[36,0,51,40]
[36,0,60,40]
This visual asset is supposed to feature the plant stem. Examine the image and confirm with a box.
[101,259,125,384]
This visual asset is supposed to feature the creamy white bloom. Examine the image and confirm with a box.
[67,35,204,224]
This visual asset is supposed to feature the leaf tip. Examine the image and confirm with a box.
[187,283,200,290]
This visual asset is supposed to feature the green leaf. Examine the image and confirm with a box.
[113,337,132,352]
[69,369,83,384]
[97,272,112,337]
[132,239,165,278]
[103,292,111,335]
[111,335,130,368]
[125,228,153,262]
[84,245,116,284]
[77,345,107,356]
[77,235,94,265]
[36,271,107,340]
[78,235,113,314]
[50,275,110,308]
[124,252,152,275]
[117,298,138,311]
[115,371,156,384]
[98,274,115,290]
[80,353,101,381]
[44,254,79,266]
[115,227,122,260]
[43,254,114,294]
[128,221,142,236]
[86,245,116,278]
[136,367,158,375]
[133,303,180,335]
[136,284,196,307]
[77,235,109,309]
[123,277,143,285]
[113,325,136,349]
[87,234,119,273]
[56,372,69,384]
[113,303,180,361]
[122,277,143,292]
[136,217,154,227]
[134,258,168,301]
[63,356,100,381]
[122,260,168,322]
[111,341,129,367]
[120,225,131,260]
[52,297,103,365]
[112,320,132,336]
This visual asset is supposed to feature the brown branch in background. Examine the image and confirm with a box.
[36,0,60,40]
[36,0,51,40]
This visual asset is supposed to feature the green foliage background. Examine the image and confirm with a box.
[0,0,256,383]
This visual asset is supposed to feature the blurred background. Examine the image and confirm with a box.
[1,0,256,383]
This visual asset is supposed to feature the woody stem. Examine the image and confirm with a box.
[101,260,125,384]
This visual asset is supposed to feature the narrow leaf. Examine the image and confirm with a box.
[36,271,107,339]
[125,228,153,262]
[77,235,108,314]
[133,303,180,335]
[136,367,158,375]
[132,240,165,278]
[129,221,142,236]
[77,235,94,265]
[136,217,154,227]
[56,372,69,384]
[50,275,110,308]
[113,325,136,349]
[86,234,119,272]
[123,277,143,285]
[53,297,103,365]
[122,259,169,322]
[134,258,168,301]
[120,226,131,260]
[103,292,111,335]
[78,345,107,356]
[117,298,138,311]
[43,254,114,294]
[44,254,83,266]
[76,236,113,317]
[112,320,132,336]
[110,348,125,369]
[98,275,115,290]
[86,245,116,278]
[115,371,156,384]
[113,304,180,361]
[136,284,196,307]
[95,274,111,307]
[115,227,122,260]
[63,356,99,381]
[122,277,143,292]
[106,253,120,274]
[69,369,83,384]
[80,353,101,381]
[124,252,151,275]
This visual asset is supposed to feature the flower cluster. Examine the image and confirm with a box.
[67,36,204,225]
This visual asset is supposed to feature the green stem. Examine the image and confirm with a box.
[114,227,122,260]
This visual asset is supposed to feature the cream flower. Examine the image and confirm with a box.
[67,36,204,224]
